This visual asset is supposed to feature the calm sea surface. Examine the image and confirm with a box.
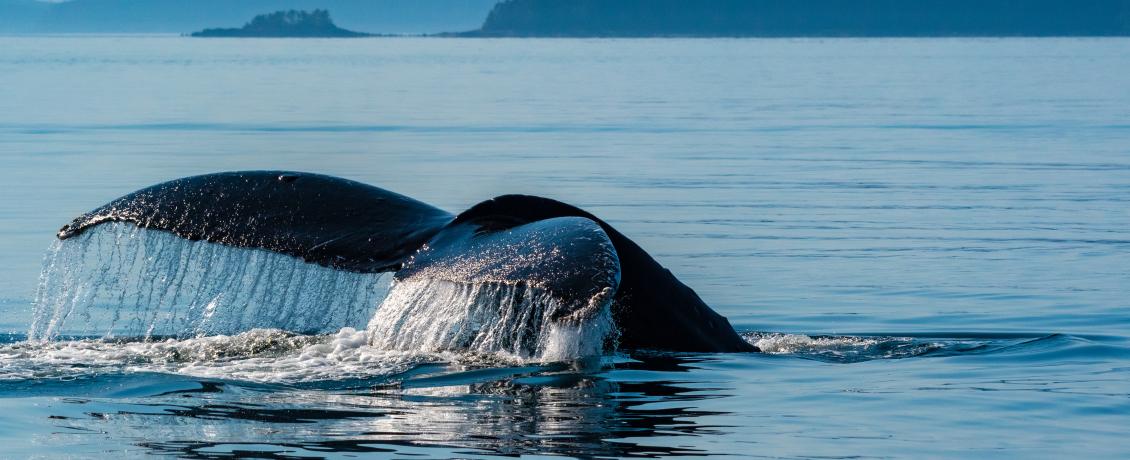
[1,36,1128,458]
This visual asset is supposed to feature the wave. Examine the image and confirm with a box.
[2,328,1122,385]
[746,332,950,362]
[743,331,1128,363]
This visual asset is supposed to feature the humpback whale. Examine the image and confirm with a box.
[57,171,755,353]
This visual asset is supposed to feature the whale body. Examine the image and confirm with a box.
[58,171,755,352]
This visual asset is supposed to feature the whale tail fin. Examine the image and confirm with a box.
[53,171,753,353]
[57,171,455,273]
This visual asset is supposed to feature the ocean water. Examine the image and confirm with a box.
[1,36,1128,458]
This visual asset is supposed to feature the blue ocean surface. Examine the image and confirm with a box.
[0,36,1128,458]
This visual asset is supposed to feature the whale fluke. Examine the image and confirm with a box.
[55,171,756,353]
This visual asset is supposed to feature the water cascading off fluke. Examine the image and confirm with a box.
[367,277,615,361]
[29,223,390,341]
[28,222,617,363]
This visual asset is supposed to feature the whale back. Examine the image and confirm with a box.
[57,171,455,273]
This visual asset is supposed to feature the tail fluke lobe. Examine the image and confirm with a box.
[58,171,454,273]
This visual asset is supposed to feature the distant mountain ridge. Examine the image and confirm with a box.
[467,0,1130,37]
[0,0,498,34]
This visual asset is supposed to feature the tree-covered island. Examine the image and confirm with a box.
[191,10,371,37]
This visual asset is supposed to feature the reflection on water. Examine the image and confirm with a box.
[8,331,1130,458]
[44,356,729,458]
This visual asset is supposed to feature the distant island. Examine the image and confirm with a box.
[0,0,499,35]
[191,10,371,37]
[459,0,1130,37]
